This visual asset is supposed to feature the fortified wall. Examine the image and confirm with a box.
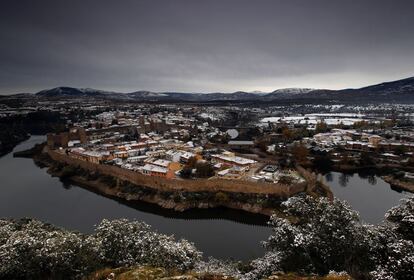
[47,149,306,197]
[47,127,87,149]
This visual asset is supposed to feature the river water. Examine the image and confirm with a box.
[0,136,270,260]
[0,136,411,260]
[324,172,409,224]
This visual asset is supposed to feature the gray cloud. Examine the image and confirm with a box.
[1,0,414,94]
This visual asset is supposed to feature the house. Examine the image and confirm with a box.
[345,141,369,151]
[165,150,183,162]
[180,151,201,164]
[217,165,248,179]
[368,135,382,147]
[150,159,182,174]
[227,140,254,151]
[145,150,166,157]
[405,172,414,180]
[211,152,256,170]
[69,148,111,164]
[126,155,148,163]
[152,159,172,168]
[139,164,175,179]
[114,151,128,158]
[67,140,81,147]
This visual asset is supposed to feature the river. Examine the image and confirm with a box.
[0,136,410,260]
[0,136,270,260]
[324,171,408,224]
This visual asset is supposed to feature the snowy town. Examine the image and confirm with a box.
[37,102,414,192]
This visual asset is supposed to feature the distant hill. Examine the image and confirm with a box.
[263,88,316,99]
[302,76,414,102]
[36,87,109,98]
[34,87,263,101]
[32,76,414,103]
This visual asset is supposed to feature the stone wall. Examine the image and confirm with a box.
[47,127,87,148]
[48,149,306,197]
[296,165,333,200]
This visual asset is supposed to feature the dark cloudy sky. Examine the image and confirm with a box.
[1,0,414,94]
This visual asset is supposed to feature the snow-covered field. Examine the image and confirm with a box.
[259,114,375,126]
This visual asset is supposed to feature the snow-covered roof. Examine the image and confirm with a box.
[140,164,168,174]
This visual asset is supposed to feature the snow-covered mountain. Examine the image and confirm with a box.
[272,88,315,94]
[303,76,414,102]
[33,76,414,103]
[36,87,121,98]
[263,88,316,99]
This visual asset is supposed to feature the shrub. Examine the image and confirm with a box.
[60,165,79,178]
[385,197,414,241]
[2,196,414,280]
[313,154,334,173]
[278,175,293,185]
[359,152,375,166]
[180,166,193,179]
[0,219,101,279]
[0,218,202,279]
[100,175,117,188]
[195,162,215,178]
[370,239,414,280]
[214,192,229,204]
[246,195,414,280]
[94,219,202,270]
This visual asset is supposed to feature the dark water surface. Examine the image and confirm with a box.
[324,172,409,224]
[1,136,410,260]
[0,136,270,260]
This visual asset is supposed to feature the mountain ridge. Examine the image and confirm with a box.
[32,76,414,103]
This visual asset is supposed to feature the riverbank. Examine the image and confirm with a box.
[381,175,414,193]
[40,155,286,217]
[0,129,29,157]
[60,172,279,216]
[309,161,414,195]
[326,164,414,194]
[332,163,414,174]
[0,111,68,157]
[24,144,331,217]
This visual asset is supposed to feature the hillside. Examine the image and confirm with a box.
[30,76,414,103]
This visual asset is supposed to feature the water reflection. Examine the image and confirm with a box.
[338,173,350,187]
[324,172,408,224]
[325,172,333,182]
[326,172,384,188]
[368,175,377,186]
[60,176,269,226]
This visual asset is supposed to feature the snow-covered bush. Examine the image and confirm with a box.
[1,197,413,279]
[385,196,414,241]
[0,219,15,244]
[0,219,101,279]
[195,257,243,279]
[370,239,414,280]
[243,251,284,280]
[0,218,201,279]
[370,196,414,280]
[247,195,380,278]
[245,195,414,280]
[94,219,202,270]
